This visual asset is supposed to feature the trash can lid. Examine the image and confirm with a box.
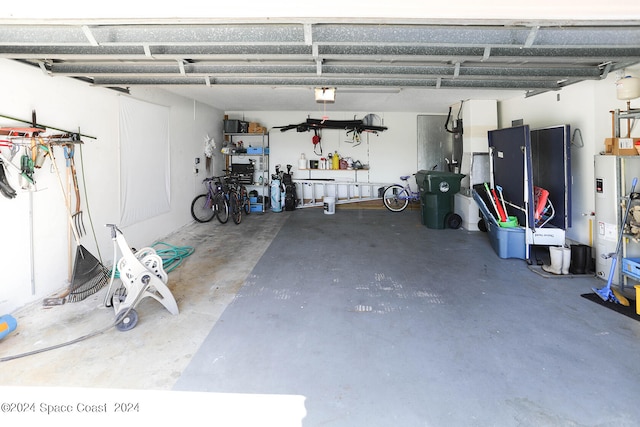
[416,170,465,193]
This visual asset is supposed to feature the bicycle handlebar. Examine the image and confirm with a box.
[202,175,228,183]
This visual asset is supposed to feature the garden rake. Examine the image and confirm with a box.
[42,142,109,306]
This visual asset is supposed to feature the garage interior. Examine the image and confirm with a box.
[1,4,640,426]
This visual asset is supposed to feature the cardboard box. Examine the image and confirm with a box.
[248,122,266,133]
[604,137,639,156]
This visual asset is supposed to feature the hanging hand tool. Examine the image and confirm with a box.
[64,143,85,237]
[0,158,17,199]
[42,143,108,306]
[312,128,322,156]
[20,152,35,189]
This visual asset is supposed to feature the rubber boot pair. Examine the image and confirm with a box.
[542,246,571,275]
[569,244,591,274]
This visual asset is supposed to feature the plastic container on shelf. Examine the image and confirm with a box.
[332,151,340,170]
[298,153,307,169]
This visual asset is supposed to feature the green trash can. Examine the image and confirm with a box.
[415,170,466,229]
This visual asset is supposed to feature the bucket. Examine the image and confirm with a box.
[635,285,640,316]
[499,215,518,228]
[323,196,335,215]
[616,76,640,100]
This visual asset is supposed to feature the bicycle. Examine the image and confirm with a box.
[223,169,251,216]
[382,174,420,212]
[225,175,243,225]
[236,178,251,216]
[190,176,229,224]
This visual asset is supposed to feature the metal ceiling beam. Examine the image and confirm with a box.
[0,20,638,97]
[2,45,639,64]
[1,23,640,48]
[90,75,566,89]
[47,61,603,76]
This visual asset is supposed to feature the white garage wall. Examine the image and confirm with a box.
[224,111,428,189]
[498,72,640,246]
[0,59,223,314]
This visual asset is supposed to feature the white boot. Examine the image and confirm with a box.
[561,247,571,275]
[542,246,563,275]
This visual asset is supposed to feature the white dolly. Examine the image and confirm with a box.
[103,224,179,331]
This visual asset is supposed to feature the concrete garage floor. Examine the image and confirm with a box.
[1,205,640,426]
[0,209,288,388]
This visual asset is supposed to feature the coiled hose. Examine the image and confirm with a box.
[151,241,196,273]
[111,241,195,278]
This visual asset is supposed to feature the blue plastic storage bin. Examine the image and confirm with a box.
[472,189,527,260]
[622,258,640,281]
[484,217,527,259]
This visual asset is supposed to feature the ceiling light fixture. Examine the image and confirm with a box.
[315,87,336,103]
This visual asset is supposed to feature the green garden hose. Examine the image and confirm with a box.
[151,241,195,273]
[110,241,195,278]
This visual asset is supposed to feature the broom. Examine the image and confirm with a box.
[592,177,637,305]
[42,142,109,306]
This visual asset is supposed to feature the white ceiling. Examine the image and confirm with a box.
[162,85,527,113]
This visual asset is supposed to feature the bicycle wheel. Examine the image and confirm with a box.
[230,191,242,224]
[383,185,410,212]
[214,193,229,224]
[190,194,216,222]
[241,186,251,215]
